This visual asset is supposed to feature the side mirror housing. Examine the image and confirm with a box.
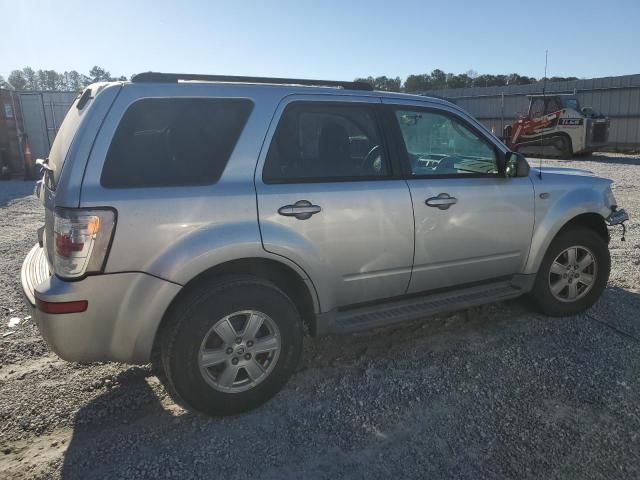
[504,151,530,178]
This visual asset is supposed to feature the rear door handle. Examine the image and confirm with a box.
[426,193,457,210]
[278,200,322,220]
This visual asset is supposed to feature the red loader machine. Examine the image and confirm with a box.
[503,94,609,158]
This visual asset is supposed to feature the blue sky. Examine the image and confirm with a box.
[2,0,639,81]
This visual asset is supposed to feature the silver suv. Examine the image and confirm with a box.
[21,73,628,416]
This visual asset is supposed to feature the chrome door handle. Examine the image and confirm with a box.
[426,193,457,210]
[278,200,322,220]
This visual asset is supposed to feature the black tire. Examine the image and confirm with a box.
[528,226,610,316]
[157,275,303,416]
[557,135,573,159]
[574,150,593,158]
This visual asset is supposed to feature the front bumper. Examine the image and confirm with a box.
[21,243,181,363]
[606,208,629,226]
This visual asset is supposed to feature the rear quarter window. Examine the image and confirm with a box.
[101,98,253,188]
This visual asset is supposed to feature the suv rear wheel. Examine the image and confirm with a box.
[158,276,303,416]
[529,226,610,316]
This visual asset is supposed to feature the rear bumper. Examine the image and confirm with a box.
[21,243,181,364]
[21,243,50,306]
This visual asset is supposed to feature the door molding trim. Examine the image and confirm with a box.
[412,251,522,274]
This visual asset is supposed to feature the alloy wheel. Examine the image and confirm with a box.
[548,246,598,303]
[198,310,281,393]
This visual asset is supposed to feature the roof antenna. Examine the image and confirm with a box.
[539,50,548,179]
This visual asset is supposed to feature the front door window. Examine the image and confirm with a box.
[394,109,498,176]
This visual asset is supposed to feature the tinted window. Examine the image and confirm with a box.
[395,109,498,176]
[101,98,252,188]
[263,103,388,183]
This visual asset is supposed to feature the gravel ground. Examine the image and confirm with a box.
[0,153,639,480]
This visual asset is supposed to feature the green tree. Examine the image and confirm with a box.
[506,73,535,85]
[4,66,127,91]
[355,75,402,92]
[358,69,545,92]
[473,74,508,87]
[429,69,447,89]
[403,74,432,92]
[446,73,472,89]
[8,70,27,90]
[60,70,88,91]
[22,67,39,90]
[37,69,62,90]
[548,76,578,82]
[88,66,112,82]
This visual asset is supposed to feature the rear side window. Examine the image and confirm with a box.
[101,98,252,188]
[263,102,389,183]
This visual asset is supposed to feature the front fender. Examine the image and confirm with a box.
[524,184,610,274]
[145,221,320,312]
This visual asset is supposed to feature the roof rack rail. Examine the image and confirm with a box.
[130,72,373,91]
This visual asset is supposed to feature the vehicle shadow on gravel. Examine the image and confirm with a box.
[58,287,640,479]
[59,367,195,480]
[57,300,527,479]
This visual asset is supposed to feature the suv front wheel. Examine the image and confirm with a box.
[529,226,610,316]
[158,276,303,416]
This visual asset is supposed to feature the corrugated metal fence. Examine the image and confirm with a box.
[19,91,77,161]
[423,74,640,151]
[15,75,640,158]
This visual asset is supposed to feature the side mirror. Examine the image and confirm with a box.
[504,151,530,178]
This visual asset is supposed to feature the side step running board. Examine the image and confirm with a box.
[329,281,523,334]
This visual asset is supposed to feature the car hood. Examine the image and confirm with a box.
[530,166,595,177]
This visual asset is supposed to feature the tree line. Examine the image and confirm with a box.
[1,66,579,93]
[0,66,126,92]
[355,69,579,92]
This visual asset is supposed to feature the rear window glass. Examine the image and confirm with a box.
[101,98,253,188]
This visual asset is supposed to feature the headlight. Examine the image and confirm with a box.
[604,187,617,208]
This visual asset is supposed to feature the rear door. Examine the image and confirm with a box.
[255,95,414,312]
[384,100,534,294]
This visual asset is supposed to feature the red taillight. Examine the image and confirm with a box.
[36,298,88,314]
[55,233,84,258]
[52,208,115,279]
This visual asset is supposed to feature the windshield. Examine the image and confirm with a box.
[561,96,581,111]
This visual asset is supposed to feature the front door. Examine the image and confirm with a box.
[386,102,535,294]
[256,97,414,311]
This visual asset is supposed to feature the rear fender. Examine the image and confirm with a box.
[145,221,321,312]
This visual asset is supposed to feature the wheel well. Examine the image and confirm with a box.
[558,212,610,244]
[553,131,573,153]
[152,258,317,361]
